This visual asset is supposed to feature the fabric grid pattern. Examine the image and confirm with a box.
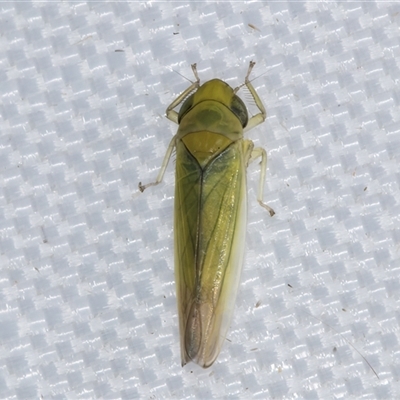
[0,2,399,399]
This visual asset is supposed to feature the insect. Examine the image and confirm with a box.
[139,62,274,368]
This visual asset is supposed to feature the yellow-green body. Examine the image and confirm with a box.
[175,80,250,367]
[139,63,273,368]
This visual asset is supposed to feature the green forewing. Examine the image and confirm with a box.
[174,138,247,367]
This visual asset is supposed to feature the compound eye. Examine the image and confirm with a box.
[230,95,248,127]
[178,93,195,123]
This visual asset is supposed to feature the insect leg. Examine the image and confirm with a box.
[166,64,200,124]
[244,140,275,216]
[139,64,201,192]
[138,136,176,192]
[235,62,267,133]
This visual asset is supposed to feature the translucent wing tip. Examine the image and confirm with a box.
[181,301,221,368]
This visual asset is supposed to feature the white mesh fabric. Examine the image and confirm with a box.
[0,2,399,398]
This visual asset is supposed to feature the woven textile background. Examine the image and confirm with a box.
[0,1,399,398]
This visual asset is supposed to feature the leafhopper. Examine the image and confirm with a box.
[139,62,274,368]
